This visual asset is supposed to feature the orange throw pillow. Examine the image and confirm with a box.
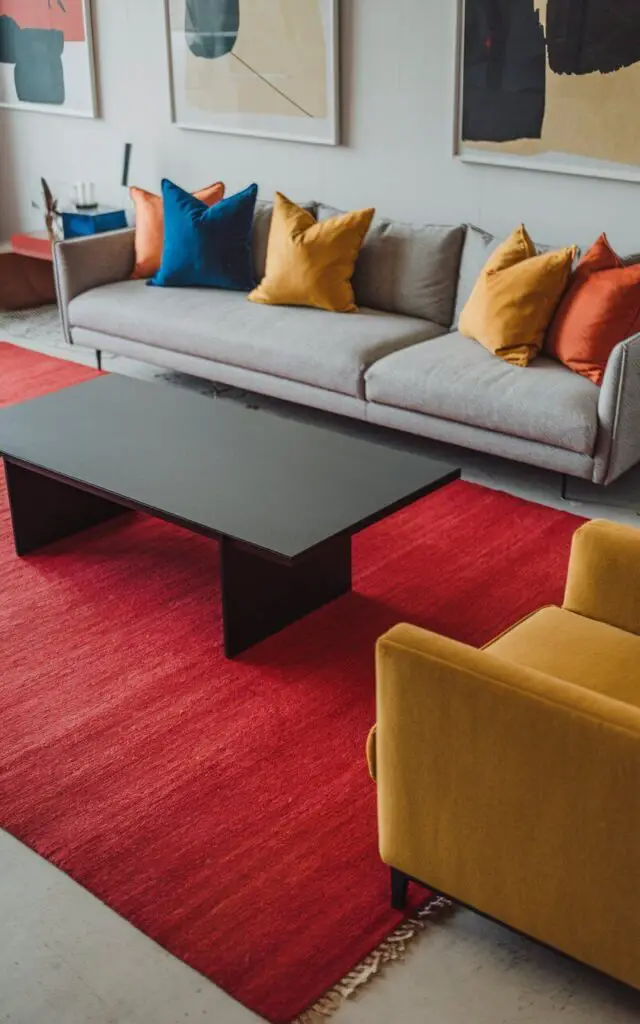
[130,181,225,280]
[546,234,640,385]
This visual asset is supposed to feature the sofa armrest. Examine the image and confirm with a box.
[563,519,640,635]
[53,229,135,345]
[593,332,640,484]
[373,622,640,985]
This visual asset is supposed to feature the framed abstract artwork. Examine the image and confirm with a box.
[0,0,97,117]
[456,1,640,182]
[164,0,339,145]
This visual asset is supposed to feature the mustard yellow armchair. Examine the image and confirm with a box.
[368,519,640,990]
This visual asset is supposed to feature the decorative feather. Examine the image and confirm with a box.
[41,177,61,244]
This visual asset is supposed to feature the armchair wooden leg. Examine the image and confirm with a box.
[391,867,409,911]
[96,350,102,371]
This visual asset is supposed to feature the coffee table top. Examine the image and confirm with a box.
[0,375,460,561]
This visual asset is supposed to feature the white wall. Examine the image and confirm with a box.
[3,0,640,252]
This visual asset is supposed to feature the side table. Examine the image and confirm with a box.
[1,232,56,311]
[10,231,53,261]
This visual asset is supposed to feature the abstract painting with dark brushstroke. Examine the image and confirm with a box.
[186,0,239,60]
[546,1,640,75]
[460,0,640,175]
[166,0,337,144]
[462,0,546,142]
[0,0,86,104]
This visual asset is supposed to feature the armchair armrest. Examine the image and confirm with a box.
[53,229,135,345]
[594,332,640,484]
[373,622,640,986]
[563,519,640,635]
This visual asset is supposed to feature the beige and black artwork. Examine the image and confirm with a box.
[459,1,640,180]
[166,0,338,145]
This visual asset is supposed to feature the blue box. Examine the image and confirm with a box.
[62,206,127,240]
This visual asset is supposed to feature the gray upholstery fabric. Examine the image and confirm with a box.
[69,280,442,399]
[452,224,581,327]
[365,332,599,454]
[73,324,594,481]
[72,328,369,421]
[316,204,465,326]
[252,199,317,283]
[593,334,640,484]
[366,402,595,480]
[452,225,501,327]
[316,204,346,220]
[54,228,135,345]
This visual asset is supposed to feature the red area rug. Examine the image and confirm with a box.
[0,343,584,1022]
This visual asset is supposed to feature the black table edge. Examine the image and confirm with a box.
[0,454,461,566]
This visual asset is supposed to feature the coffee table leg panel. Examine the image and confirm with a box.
[220,534,352,657]
[3,458,126,556]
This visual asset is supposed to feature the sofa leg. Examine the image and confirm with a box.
[96,350,102,371]
[391,867,409,911]
[560,472,640,514]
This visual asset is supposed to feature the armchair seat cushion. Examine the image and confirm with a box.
[487,606,640,708]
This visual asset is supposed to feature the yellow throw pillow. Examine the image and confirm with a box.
[248,193,375,313]
[459,225,576,366]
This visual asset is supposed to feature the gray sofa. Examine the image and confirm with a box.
[53,201,640,486]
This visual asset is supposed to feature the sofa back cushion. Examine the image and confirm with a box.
[454,224,581,326]
[316,204,465,327]
[252,199,317,282]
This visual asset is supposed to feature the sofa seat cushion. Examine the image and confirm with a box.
[365,332,599,454]
[487,606,640,709]
[69,280,443,398]
[317,204,465,326]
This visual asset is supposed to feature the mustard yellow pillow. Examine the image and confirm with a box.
[248,193,374,313]
[459,225,576,366]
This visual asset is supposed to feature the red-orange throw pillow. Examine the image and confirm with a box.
[546,234,640,385]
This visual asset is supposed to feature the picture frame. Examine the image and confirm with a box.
[0,0,97,118]
[164,0,340,146]
[454,0,640,184]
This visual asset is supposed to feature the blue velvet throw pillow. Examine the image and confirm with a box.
[150,179,258,290]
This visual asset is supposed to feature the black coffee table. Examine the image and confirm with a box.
[0,375,460,656]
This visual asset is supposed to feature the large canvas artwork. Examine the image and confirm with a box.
[0,0,96,117]
[458,1,640,181]
[165,0,339,145]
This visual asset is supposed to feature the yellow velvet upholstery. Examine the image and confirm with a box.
[488,606,640,708]
[369,519,640,990]
[564,519,640,636]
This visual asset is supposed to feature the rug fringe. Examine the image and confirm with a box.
[293,895,453,1024]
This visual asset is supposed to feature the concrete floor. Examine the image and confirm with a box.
[2,316,639,1024]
